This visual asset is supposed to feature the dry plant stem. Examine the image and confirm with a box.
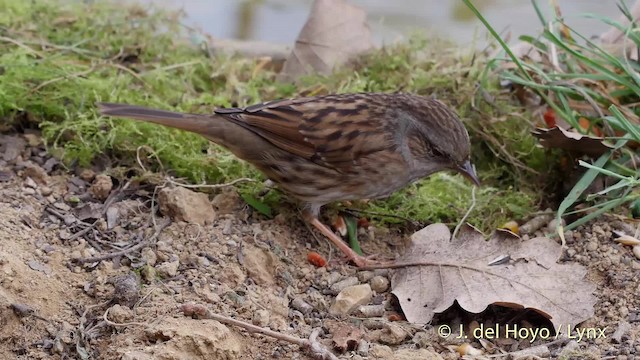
[103,307,145,327]
[451,185,477,241]
[75,218,171,264]
[198,308,338,360]
[165,176,255,189]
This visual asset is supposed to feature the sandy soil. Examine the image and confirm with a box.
[0,131,638,360]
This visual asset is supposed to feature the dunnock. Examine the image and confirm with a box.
[99,93,478,266]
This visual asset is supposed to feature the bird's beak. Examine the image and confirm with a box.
[457,160,480,186]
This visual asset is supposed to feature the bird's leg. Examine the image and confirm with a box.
[302,210,369,267]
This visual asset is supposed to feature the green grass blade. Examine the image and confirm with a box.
[555,151,612,236]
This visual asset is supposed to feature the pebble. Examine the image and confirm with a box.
[373,269,390,277]
[357,271,375,282]
[54,202,71,212]
[369,344,393,358]
[380,323,408,345]
[357,304,385,317]
[291,297,313,315]
[222,219,233,235]
[370,275,390,293]
[141,248,157,266]
[76,169,94,182]
[330,276,359,294]
[40,186,53,196]
[330,284,372,316]
[326,272,342,286]
[252,309,270,327]
[23,187,36,195]
[156,260,180,278]
[63,214,76,226]
[357,340,369,357]
[586,241,599,251]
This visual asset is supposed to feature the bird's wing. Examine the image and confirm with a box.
[216,94,395,171]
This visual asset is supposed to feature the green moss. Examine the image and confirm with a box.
[0,0,544,231]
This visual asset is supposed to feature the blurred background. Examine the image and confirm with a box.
[130,0,624,45]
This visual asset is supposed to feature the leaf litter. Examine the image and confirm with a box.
[390,223,597,333]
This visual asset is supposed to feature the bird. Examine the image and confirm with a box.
[98,92,479,267]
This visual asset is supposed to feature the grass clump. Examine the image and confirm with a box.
[0,0,547,231]
[464,0,640,231]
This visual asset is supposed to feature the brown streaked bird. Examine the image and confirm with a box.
[98,93,479,267]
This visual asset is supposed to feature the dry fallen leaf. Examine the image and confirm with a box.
[278,0,373,81]
[532,126,613,156]
[391,223,596,333]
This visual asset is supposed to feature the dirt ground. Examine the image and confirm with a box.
[1,131,639,360]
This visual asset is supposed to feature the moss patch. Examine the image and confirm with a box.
[0,0,546,231]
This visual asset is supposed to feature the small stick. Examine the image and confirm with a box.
[75,218,170,264]
[180,304,338,360]
[165,177,255,189]
[451,186,477,241]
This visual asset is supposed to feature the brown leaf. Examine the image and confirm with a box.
[532,126,614,156]
[391,224,596,333]
[279,0,372,81]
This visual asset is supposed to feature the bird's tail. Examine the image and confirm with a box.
[97,102,213,134]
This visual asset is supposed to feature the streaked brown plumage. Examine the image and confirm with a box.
[98,93,478,266]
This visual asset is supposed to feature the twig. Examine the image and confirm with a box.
[103,306,145,327]
[165,177,255,189]
[180,304,338,360]
[451,186,477,241]
[75,218,170,264]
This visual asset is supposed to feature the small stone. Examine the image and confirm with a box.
[111,273,140,308]
[63,215,76,226]
[211,190,241,214]
[369,344,393,359]
[40,186,53,196]
[546,218,565,234]
[24,176,38,189]
[23,187,36,195]
[90,174,113,200]
[330,284,372,316]
[380,323,408,345]
[106,206,119,229]
[108,304,134,323]
[357,271,374,282]
[54,202,71,212]
[357,340,369,357]
[330,276,359,294]
[79,169,96,182]
[291,297,313,315]
[586,241,598,252]
[23,163,49,185]
[222,219,233,235]
[357,304,385,317]
[156,260,180,278]
[158,187,215,225]
[141,248,157,266]
[252,309,270,327]
[370,275,390,293]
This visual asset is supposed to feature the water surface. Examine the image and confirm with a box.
[134,0,626,46]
